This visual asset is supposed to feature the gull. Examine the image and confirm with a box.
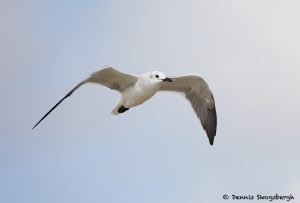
[32,67,217,145]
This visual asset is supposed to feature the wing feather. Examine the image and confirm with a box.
[87,67,137,92]
[159,75,217,145]
[32,67,137,129]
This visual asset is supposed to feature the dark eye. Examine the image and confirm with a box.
[155,75,159,78]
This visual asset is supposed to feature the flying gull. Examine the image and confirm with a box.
[32,67,217,145]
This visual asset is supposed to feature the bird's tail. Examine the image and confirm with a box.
[111,104,121,115]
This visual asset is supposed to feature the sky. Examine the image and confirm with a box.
[1,0,300,202]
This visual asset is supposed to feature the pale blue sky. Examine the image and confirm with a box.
[1,0,300,202]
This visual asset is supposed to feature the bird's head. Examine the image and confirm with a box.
[149,71,172,83]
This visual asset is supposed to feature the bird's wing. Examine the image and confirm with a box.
[32,67,137,129]
[87,67,137,92]
[159,75,217,145]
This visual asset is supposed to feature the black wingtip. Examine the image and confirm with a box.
[31,90,75,130]
[209,137,214,145]
[31,82,84,130]
[32,123,39,130]
[207,107,217,146]
[31,114,47,130]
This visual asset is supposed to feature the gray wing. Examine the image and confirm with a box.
[159,75,217,145]
[32,67,137,129]
[87,67,137,92]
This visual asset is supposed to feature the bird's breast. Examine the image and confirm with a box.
[122,84,158,108]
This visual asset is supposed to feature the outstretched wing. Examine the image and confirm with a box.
[32,67,137,129]
[159,75,217,145]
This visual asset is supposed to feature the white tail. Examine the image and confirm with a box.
[111,104,121,115]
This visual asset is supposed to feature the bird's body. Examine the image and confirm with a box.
[113,72,160,114]
[33,67,217,145]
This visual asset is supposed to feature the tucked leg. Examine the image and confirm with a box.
[118,105,129,113]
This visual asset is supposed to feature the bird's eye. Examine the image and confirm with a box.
[155,75,159,78]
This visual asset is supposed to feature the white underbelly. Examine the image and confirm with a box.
[121,87,157,108]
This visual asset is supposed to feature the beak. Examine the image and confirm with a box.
[162,77,172,82]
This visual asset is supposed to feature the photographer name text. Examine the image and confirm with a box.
[223,194,294,201]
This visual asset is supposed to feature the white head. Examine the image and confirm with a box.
[147,71,173,84]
